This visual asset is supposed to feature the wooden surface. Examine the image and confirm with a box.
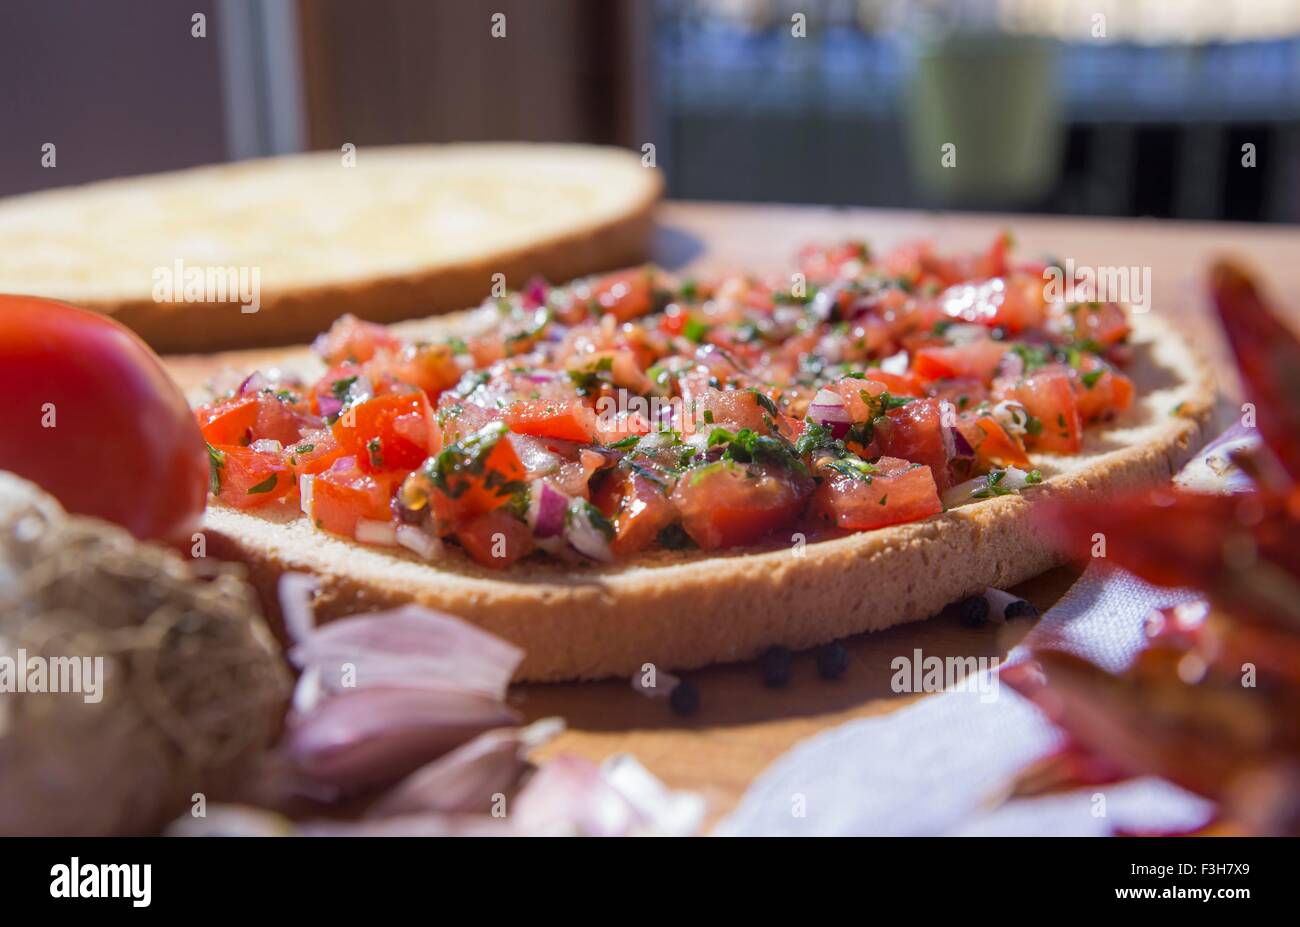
[172,200,1300,832]
[520,202,1300,830]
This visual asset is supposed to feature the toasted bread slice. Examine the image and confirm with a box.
[0,144,660,352]
[168,307,1215,682]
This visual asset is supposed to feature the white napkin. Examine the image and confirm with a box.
[716,565,1216,836]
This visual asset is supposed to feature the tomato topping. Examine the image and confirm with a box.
[310,457,398,536]
[594,469,676,556]
[504,398,598,443]
[1000,367,1083,454]
[456,509,534,569]
[315,313,402,366]
[198,391,315,446]
[332,391,433,474]
[1065,301,1130,348]
[392,343,464,398]
[589,268,656,323]
[957,415,1031,469]
[671,461,811,550]
[874,398,952,490]
[913,338,1009,383]
[209,445,294,509]
[402,421,527,522]
[814,456,942,532]
[1070,359,1135,422]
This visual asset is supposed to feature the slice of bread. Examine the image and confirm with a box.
[169,307,1216,682]
[0,144,660,352]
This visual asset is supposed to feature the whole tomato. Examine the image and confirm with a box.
[0,295,208,545]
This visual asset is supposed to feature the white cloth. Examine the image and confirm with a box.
[716,565,1216,836]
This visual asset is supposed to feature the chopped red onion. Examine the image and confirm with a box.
[396,524,443,560]
[251,438,283,454]
[317,394,343,420]
[356,519,398,546]
[565,499,613,562]
[299,474,315,518]
[238,370,268,394]
[528,480,568,538]
[949,427,975,458]
[809,388,851,439]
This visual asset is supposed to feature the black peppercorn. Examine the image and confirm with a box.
[815,641,850,680]
[957,595,990,628]
[760,646,793,688]
[670,679,700,716]
[1005,599,1039,621]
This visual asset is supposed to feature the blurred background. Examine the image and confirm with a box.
[2,0,1298,221]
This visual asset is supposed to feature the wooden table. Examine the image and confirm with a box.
[515,202,1300,830]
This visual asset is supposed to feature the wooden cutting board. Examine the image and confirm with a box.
[167,200,1300,830]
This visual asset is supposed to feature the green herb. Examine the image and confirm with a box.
[825,455,877,481]
[1011,344,1051,372]
[705,427,807,474]
[295,443,315,455]
[1025,469,1044,485]
[1081,368,1105,389]
[702,409,714,424]
[567,355,614,395]
[678,279,698,302]
[682,318,710,344]
[246,473,278,495]
[367,437,384,468]
[330,375,358,401]
[206,443,225,495]
[606,435,640,450]
[749,389,779,417]
[1025,416,1043,437]
[567,500,615,541]
[971,469,1017,499]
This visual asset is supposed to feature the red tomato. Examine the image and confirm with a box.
[309,457,397,537]
[209,445,294,509]
[938,277,1044,333]
[456,509,534,569]
[589,268,655,323]
[314,313,402,365]
[391,343,463,398]
[671,461,811,550]
[1000,367,1083,454]
[859,369,925,398]
[504,398,597,443]
[956,415,1031,469]
[0,296,207,544]
[913,339,1009,383]
[593,469,676,556]
[813,456,942,531]
[875,398,952,490]
[420,422,527,520]
[311,363,365,417]
[197,390,316,446]
[1066,302,1130,348]
[332,392,433,473]
[693,387,774,433]
[1070,360,1135,422]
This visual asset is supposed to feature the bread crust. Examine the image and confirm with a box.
[0,144,661,352]
[176,309,1216,681]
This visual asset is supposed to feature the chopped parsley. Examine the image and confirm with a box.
[246,473,278,495]
[206,443,225,495]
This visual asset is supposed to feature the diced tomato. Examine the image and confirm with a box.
[310,457,398,536]
[315,314,402,365]
[813,456,942,531]
[925,377,989,410]
[691,387,774,434]
[332,391,433,474]
[798,240,870,282]
[956,415,1031,468]
[828,377,887,422]
[590,268,656,323]
[456,509,534,569]
[1065,301,1130,348]
[913,338,1009,384]
[422,422,528,519]
[874,398,952,490]
[198,395,259,445]
[939,277,1045,333]
[671,461,811,550]
[392,343,463,398]
[504,398,597,443]
[287,434,346,476]
[198,391,316,446]
[1070,359,1135,422]
[859,369,925,398]
[210,444,294,509]
[1000,367,1083,454]
[593,469,676,556]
